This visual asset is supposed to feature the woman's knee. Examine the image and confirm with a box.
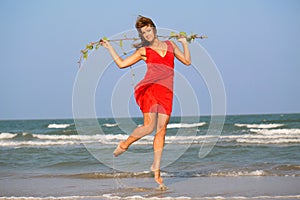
[142,113,157,134]
[156,123,167,135]
[147,123,156,134]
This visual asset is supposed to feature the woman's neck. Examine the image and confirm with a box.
[149,38,161,47]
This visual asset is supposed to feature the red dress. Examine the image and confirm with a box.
[134,40,175,115]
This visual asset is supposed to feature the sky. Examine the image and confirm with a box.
[0,0,299,119]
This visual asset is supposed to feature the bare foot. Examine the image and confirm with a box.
[151,165,167,190]
[113,141,127,157]
[158,183,168,191]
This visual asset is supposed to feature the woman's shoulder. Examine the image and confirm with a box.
[135,47,146,60]
[137,46,146,54]
[166,40,176,50]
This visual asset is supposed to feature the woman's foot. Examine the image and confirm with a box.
[151,165,167,191]
[113,141,127,157]
[158,183,168,191]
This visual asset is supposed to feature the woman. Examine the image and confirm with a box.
[101,15,191,189]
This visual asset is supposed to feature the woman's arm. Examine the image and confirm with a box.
[101,40,145,69]
[171,38,191,66]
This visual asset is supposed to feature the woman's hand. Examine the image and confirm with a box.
[100,39,112,49]
[177,36,188,44]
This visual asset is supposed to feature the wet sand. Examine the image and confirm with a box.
[1,175,299,199]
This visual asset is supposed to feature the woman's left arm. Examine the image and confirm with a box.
[171,38,191,66]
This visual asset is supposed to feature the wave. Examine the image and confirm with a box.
[48,124,71,129]
[39,168,299,180]
[0,195,193,200]
[41,170,269,180]
[250,128,300,135]
[208,170,267,177]
[176,169,298,178]
[1,195,300,200]
[102,123,118,127]
[32,134,105,140]
[235,123,284,129]
[236,138,300,144]
[103,194,193,200]
[226,128,300,144]
[103,194,300,200]
[167,122,206,129]
[0,133,17,139]
[0,140,82,147]
[101,122,206,129]
[1,125,300,147]
[273,164,300,171]
[0,134,202,147]
[63,171,153,179]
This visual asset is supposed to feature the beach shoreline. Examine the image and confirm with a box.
[1,175,299,199]
[1,114,300,199]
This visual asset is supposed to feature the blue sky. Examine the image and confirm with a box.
[0,0,299,119]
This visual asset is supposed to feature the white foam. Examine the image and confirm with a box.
[48,124,71,129]
[102,122,206,129]
[237,138,300,144]
[22,132,31,136]
[167,122,206,129]
[104,134,130,140]
[102,123,118,127]
[210,170,266,177]
[103,134,286,144]
[0,196,105,200]
[33,134,104,140]
[222,128,300,144]
[235,123,284,129]
[221,132,300,144]
[102,194,191,200]
[221,134,300,140]
[1,195,300,200]
[0,140,82,147]
[2,128,300,147]
[0,133,17,139]
[250,128,300,135]
[0,133,218,147]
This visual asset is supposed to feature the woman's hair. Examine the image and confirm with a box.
[133,15,157,49]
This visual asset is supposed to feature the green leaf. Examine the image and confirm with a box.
[86,44,93,50]
[102,36,108,41]
[170,32,177,37]
[82,49,88,54]
[119,40,123,48]
[95,43,101,50]
[83,51,88,60]
[179,31,187,37]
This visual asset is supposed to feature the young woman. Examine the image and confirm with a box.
[101,15,191,189]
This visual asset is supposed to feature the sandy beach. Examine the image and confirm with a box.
[1,175,299,199]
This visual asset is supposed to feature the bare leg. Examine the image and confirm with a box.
[151,113,170,190]
[113,113,157,157]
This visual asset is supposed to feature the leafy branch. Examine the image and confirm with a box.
[78,31,208,68]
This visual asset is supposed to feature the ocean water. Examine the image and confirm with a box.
[0,113,300,199]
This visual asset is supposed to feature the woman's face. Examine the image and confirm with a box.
[140,25,155,42]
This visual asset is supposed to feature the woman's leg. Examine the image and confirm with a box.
[113,112,157,156]
[151,113,170,188]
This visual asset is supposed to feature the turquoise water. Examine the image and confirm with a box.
[0,113,299,180]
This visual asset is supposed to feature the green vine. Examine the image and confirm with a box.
[78,31,207,67]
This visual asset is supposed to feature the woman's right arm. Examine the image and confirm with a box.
[101,40,145,69]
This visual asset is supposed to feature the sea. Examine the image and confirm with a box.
[0,113,300,199]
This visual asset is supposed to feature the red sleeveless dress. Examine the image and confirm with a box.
[134,40,174,115]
